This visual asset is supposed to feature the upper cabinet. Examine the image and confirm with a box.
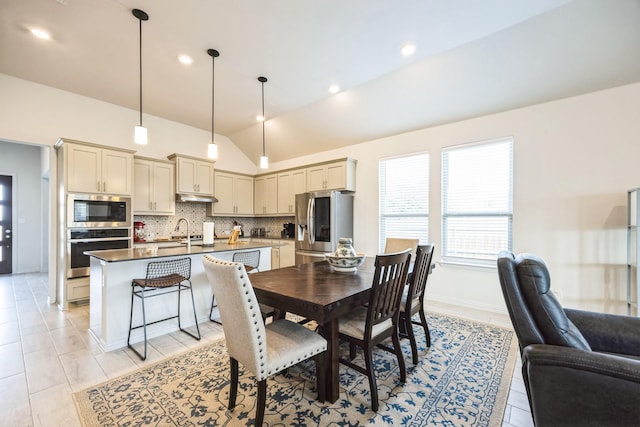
[59,139,134,196]
[277,169,306,214]
[306,158,356,192]
[168,154,214,196]
[254,174,278,215]
[208,171,253,216]
[133,157,175,215]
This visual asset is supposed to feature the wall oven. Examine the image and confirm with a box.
[67,194,131,228]
[66,228,131,278]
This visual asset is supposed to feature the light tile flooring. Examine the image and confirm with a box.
[0,272,533,427]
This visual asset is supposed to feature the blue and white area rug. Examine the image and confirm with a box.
[74,312,517,426]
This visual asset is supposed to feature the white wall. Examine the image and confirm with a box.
[0,142,45,274]
[3,71,639,314]
[0,74,258,174]
[271,82,640,314]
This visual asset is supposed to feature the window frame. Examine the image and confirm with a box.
[441,137,513,268]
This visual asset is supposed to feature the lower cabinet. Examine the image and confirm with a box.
[251,238,295,269]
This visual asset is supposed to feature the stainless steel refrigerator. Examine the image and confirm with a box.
[295,190,354,264]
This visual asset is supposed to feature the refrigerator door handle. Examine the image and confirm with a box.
[308,197,315,245]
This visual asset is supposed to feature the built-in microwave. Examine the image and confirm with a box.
[67,194,131,228]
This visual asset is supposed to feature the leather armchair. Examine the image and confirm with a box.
[497,251,640,426]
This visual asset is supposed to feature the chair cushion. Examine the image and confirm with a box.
[517,254,591,351]
[399,286,420,313]
[338,306,394,340]
[264,319,327,377]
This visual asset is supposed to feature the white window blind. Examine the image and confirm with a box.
[442,138,513,266]
[379,153,429,252]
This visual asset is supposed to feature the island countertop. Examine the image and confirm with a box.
[85,241,272,263]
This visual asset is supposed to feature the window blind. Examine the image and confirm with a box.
[379,153,429,252]
[442,138,513,265]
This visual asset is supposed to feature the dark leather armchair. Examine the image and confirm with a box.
[497,251,640,426]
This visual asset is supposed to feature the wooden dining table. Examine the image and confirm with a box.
[250,257,376,403]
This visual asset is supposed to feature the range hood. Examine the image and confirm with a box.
[175,193,218,203]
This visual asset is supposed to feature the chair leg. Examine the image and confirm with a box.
[209,294,221,324]
[177,283,201,341]
[404,315,419,365]
[414,308,431,347]
[229,357,238,410]
[256,379,267,426]
[363,347,379,412]
[349,343,357,360]
[392,329,407,384]
[128,287,148,361]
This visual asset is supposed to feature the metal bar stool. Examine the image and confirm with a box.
[209,250,275,322]
[128,257,201,360]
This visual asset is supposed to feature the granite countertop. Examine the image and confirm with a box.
[85,241,272,263]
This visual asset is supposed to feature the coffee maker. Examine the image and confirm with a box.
[282,222,295,238]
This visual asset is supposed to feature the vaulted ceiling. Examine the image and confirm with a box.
[1,0,639,164]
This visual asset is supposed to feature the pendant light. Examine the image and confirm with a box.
[132,9,149,145]
[258,76,268,169]
[207,49,220,159]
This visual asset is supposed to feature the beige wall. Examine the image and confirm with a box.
[2,72,639,314]
[271,82,640,314]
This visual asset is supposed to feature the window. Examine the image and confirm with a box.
[442,137,513,266]
[379,153,429,252]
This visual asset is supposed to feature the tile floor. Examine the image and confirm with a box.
[0,272,533,426]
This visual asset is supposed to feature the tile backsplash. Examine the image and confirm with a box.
[134,202,294,240]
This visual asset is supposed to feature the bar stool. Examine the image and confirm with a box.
[209,250,275,322]
[128,257,201,360]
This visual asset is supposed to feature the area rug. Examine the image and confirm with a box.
[74,312,517,426]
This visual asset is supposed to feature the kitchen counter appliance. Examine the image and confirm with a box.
[295,190,354,264]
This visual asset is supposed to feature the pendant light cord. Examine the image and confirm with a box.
[261,80,265,156]
[211,53,215,143]
[138,17,143,126]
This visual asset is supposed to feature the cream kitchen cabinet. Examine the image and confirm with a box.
[277,169,306,214]
[254,174,278,215]
[133,157,175,215]
[306,158,356,192]
[62,140,134,195]
[168,154,215,196]
[208,171,254,216]
[279,240,295,268]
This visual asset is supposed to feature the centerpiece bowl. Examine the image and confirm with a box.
[324,253,366,273]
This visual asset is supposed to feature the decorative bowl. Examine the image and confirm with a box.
[324,253,366,273]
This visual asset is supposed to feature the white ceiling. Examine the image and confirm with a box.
[1,0,639,164]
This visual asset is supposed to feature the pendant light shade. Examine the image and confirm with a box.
[258,76,268,169]
[207,49,220,159]
[132,8,149,145]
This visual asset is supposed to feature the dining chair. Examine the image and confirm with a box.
[384,237,419,259]
[209,249,275,322]
[399,244,434,364]
[202,255,327,426]
[338,249,412,411]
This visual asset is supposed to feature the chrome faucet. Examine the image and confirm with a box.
[175,218,191,250]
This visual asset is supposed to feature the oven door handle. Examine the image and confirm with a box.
[68,237,131,243]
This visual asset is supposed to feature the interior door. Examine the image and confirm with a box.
[0,175,13,274]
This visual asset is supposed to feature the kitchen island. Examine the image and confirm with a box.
[86,242,272,352]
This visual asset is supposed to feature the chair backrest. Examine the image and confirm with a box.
[366,249,412,333]
[145,257,191,282]
[384,238,419,259]
[497,251,591,353]
[202,255,267,377]
[233,250,260,271]
[406,244,434,308]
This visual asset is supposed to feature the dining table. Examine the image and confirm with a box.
[250,257,376,403]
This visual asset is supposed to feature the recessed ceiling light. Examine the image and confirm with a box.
[328,84,340,94]
[178,54,193,65]
[400,43,416,57]
[30,28,51,40]
[256,115,265,122]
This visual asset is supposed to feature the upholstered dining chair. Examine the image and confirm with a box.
[338,249,412,411]
[209,249,275,322]
[384,237,419,259]
[202,255,327,426]
[399,244,434,364]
